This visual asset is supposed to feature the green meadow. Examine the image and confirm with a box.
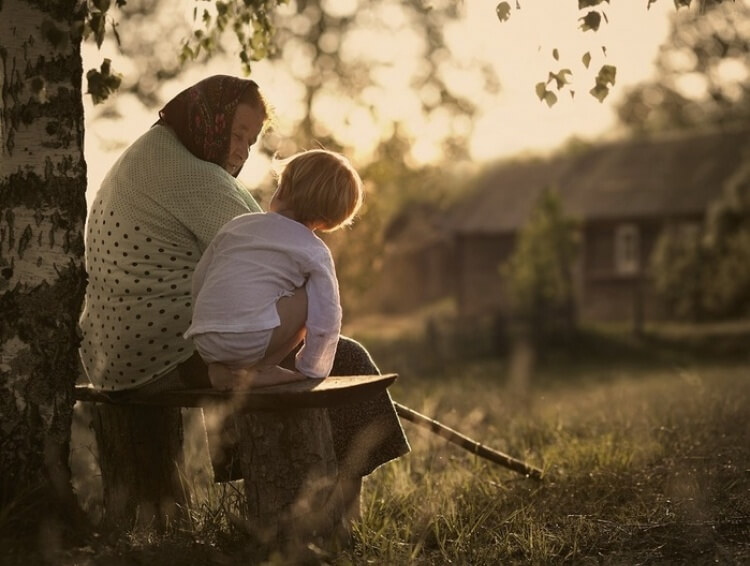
[59,321,750,565]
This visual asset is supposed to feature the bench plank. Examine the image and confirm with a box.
[74,373,397,411]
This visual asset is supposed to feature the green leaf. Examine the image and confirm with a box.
[111,21,120,46]
[589,83,609,102]
[552,48,559,61]
[90,12,106,48]
[92,0,111,13]
[582,51,591,68]
[496,2,511,22]
[86,58,122,105]
[579,11,602,32]
[536,82,558,107]
[588,63,617,102]
[578,0,609,8]
[535,81,547,101]
[548,68,573,90]
[179,44,194,64]
[597,64,617,86]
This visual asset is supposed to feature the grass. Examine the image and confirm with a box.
[354,362,749,565]
[33,323,750,564]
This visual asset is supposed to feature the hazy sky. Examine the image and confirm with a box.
[82,0,680,205]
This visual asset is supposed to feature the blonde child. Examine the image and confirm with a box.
[184,149,363,389]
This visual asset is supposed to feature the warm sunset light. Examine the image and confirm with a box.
[82,0,683,206]
[4,0,749,562]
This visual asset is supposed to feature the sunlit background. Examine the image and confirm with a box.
[82,0,684,206]
[64,5,750,561]
[79,0,750,326]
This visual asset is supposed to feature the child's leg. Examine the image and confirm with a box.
[262,288,308,366]
[212,288,309,389]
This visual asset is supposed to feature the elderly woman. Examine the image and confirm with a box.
[79,75,409,514]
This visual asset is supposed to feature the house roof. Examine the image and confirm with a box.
[451,126,750,235]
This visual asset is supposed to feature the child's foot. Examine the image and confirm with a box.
[252,365,307,387]
[207,363,305,390]
[208,363,256,390]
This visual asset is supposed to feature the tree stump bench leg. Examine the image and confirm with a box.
[236,407,347,550]
[90,404,187,530]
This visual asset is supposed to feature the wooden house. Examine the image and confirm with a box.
[449,126,750,324]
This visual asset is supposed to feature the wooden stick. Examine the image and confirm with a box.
[394,402,543,481]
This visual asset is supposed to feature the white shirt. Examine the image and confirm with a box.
[185,212,342,379]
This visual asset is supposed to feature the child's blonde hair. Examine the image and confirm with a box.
[275,149,364,232]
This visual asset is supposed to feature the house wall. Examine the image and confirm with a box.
[580,220,655,322]
[579,217,701,322]
[455,232,516,316]
[455,216,703,324]
[375,240,454,313]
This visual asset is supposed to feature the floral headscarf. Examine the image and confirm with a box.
[158,75,262,176]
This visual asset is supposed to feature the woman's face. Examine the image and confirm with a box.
[223,103,265,176]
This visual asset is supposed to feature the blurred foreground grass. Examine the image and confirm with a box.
[53,322,750,564]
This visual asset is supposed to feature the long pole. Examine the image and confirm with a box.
[394,402,544,480]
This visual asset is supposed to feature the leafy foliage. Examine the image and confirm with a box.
[589,63,616,102]
[180,0,286,74]
[579,10,604,32]
[618,0,750,132]
[651,158,750,320]
[496,1,511,22]
[325,134,466,314]
[79,0,736,107]
[501,188,580,338]
[86,58,122,104]
[501,0,734,106]
[265,0,496,164]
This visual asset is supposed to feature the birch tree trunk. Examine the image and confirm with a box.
[0,0,88,538]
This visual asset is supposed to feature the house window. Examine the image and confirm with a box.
[615,223,640,275]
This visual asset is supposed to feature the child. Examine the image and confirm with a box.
[184,149,364,390]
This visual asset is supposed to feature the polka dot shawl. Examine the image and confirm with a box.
[79,125,261,390]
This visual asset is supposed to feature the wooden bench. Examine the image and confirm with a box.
[74,373,397,549]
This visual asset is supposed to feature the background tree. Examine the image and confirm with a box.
[261,0,498,163]
[651,157,750,320]
[617,0,750,132]
[325,132,466,314]
[501,188,581,343]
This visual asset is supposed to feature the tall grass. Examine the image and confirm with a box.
[342,362,750,565]
[60,325,750,565]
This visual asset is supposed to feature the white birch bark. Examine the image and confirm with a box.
[0,0,88,527]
